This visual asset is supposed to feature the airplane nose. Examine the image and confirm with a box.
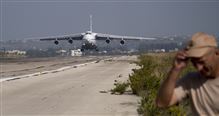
[83,37,89,43]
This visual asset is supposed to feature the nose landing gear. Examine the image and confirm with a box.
[81,43,98,52]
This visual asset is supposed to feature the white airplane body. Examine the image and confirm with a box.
[40,15,156,51]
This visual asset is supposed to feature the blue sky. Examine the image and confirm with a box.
[1,0,219,40]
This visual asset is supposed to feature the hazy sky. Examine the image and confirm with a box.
[1,0,219,40]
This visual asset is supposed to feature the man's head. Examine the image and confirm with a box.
[185,32,219,78]
[185,32,217,57]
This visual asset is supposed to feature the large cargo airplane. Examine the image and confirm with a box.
[40,15,156,51]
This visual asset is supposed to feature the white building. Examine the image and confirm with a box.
[56,50,67,56]
[6,50,26,55]
[71,49,82,56]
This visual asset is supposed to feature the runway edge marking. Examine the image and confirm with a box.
[0,61,97,82]
[0,57,113,83]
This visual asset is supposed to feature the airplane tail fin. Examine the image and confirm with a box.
[90,15,92,32]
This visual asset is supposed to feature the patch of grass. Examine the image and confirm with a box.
[111,81,129,95]
[128,53,195,115]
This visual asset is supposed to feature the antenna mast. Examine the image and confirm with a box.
[90,15,93,32]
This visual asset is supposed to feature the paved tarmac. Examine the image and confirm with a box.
[1,56,111,78]
[1,55,139,116]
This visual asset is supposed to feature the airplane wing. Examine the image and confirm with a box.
[95,33,156,40]
[40,33,83,41]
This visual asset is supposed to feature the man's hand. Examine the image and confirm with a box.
[156,50,189,107]
[173,51,189,71]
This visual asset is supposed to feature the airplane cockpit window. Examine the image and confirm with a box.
[86,31,92,34]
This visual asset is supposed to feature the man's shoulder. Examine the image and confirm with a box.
[183,72,202,80]
[177,72,202,85]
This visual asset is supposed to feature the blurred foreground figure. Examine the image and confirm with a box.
[156,32,219,115]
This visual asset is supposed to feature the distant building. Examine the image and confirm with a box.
[56,50,67,56]
[154,49,165,53]
[6,50,26,55]
[0,50,26,57]
[169,48,179,52]
[71,49,82,56]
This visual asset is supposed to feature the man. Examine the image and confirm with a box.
[156,32,219,115]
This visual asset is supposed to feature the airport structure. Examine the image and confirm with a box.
[71,49,82,56]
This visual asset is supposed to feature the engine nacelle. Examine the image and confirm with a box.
[68,39,73,44]
[54,40,59,45]
[106,39,110,44]
[120,40,125,45]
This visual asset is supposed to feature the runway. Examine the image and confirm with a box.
[1,55,139,116]
[1,56,111,78]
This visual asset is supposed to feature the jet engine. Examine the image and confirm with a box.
[68,39,73,44]
[120,40,125,45]
[106,39,110,44]
[54,40,59,45]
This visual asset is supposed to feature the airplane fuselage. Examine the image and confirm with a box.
[81,31,98,51]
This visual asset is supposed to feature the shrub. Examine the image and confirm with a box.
[129,53,195,115]
[129,55,158,95]
[111,81,129,94]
